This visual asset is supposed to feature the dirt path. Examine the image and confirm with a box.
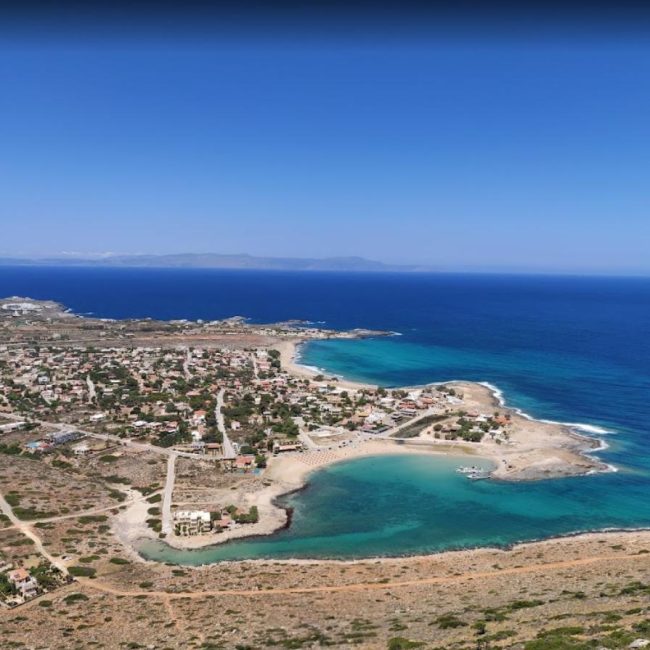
[162,595,185,635]
[78,551,646,599]
[0,491,68,574]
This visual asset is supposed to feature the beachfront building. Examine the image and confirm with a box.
[173,510,212,536]
[273,442,302,454]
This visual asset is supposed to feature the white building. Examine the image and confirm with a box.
[173,510,212,536]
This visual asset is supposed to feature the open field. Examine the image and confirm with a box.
[1,530,649,648]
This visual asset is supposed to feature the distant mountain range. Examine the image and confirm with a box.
[0,253,425,273]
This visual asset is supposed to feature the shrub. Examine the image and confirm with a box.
[524,626,591,650]
[68,566,97,578]
[13,506,53,520]
[78,515,108,524]
[5,493,21,507]
[146,518,162,532]
[64,592,90,604]
[634,619,650,634]
[104,475,130,484]
[233,506,259,524]
[435,614,467,629]
[98,455,119,463]
[507,599,544,611]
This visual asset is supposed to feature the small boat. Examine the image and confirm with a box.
[456,465,480,474]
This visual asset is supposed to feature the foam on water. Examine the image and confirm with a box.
[476,382,616,435]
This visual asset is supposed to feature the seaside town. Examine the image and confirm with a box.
[0,297,517,553]
[0,298,648,649]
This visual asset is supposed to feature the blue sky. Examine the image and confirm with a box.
[2,16,650,273]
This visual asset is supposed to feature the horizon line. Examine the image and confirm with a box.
[1,260,649,279]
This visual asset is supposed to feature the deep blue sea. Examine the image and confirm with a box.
[2,266,650,562]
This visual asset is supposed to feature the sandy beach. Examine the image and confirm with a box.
[277,339,379,391]
[121,438,468,552]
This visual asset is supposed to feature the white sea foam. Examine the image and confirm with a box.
[478,381,506,405]
[300,364,327,375]
[293,346,335,377]
[474,382,616,435]
[561,423,615,435]
[586,462,618,475]
[588,439,610,452]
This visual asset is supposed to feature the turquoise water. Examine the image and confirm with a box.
[140,454,650,564]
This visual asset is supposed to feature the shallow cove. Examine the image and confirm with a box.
[138,454,650,564]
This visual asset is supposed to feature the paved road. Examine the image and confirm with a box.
[161,453,178,535]
[1,407,449,460]
[86,375,96,403]
[216,388,236,459]
[182,347,192,380]
[298,430,319,450]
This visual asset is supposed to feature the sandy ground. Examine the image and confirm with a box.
[112,495,158,559]
[445,380,606,480]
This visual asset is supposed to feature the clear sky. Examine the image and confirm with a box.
[2,4,650,273]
